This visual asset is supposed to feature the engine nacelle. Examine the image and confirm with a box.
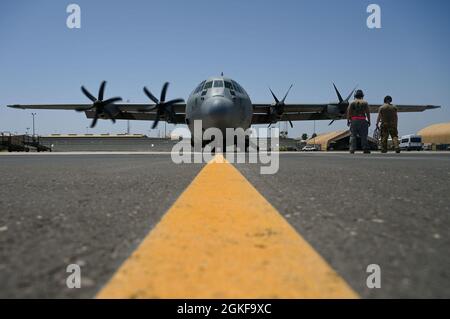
[327,104,347,119]
[102,104,120,118]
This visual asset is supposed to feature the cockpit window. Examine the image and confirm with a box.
[213,80,224,88]
[224,81,234,90]
[194,81,205,94]
[204,81,213,90]
[238,83,246,94]
[231,80,242,93]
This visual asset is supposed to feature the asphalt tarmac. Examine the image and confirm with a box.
[0,152,449,298]
[236,152,450,298]
[0,154,204,298]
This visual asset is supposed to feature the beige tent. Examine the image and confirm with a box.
[418,122,450,145]
[307,130,378,151]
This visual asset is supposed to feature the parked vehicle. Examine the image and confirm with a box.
[400,135,423,151]
[302,145,318,152]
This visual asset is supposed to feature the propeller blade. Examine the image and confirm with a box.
[98,81,106,101]
[81,86,97,102]
[90,116,98,128]
[289,120,293,128]
[328,120,335,126]
[160,82,169,103]
[164,98,185,107]
[333,83,344,104]
[143,87,159,104]
[81,81,122,126]
[345,85,358,102]
[151,117,160,129]
[102,97,122,105]
[143,82,183,127]
[281,84,293,103]
[269,88,279,104]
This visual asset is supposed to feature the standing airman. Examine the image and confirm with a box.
[347,89,371,154]
[376,95,400,153]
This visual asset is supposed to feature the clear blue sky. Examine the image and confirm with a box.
[0,0,449,137]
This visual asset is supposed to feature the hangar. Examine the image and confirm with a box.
[418,122,450,150]
[306,130,379,151]
[40,134,177,152]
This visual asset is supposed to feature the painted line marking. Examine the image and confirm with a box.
[97,155,357,298]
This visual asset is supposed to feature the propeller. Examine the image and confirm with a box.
[328,83,358,126]
[333,83,357,105]
[77,81,122,128]
[143,82,184,129]
[268,84,294,128]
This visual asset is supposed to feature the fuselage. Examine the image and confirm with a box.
[185,76,253,135]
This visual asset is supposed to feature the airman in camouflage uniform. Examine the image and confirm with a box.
[376,95,400,153]
[347,89,371,154]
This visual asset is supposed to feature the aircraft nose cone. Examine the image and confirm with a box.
[207,96,234,117]
[203,96,236,131]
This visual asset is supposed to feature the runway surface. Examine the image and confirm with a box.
[0,152,449,298]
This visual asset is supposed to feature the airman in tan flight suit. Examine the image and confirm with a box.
[376,95,400,153]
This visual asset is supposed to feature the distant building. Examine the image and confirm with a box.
[45,133,146,138]
[40,133,176,152]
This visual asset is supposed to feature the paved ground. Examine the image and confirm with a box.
[236,152,450,298]
[0,152,449,298]
[0,154,203,298]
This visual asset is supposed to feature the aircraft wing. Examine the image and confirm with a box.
[252,103,326,114]
[7,103,186,113]
[369,104,441,113]
[7,103,187,124]
[252,103,328,124]
[8,104,96,110]
[251,103,440,125]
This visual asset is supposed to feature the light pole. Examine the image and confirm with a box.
[126,100,130,135]
[31,113,37,136]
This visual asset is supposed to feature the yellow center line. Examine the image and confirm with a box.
[96,155,358,298]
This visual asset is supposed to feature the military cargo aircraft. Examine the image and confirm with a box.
[7,75,440,146]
